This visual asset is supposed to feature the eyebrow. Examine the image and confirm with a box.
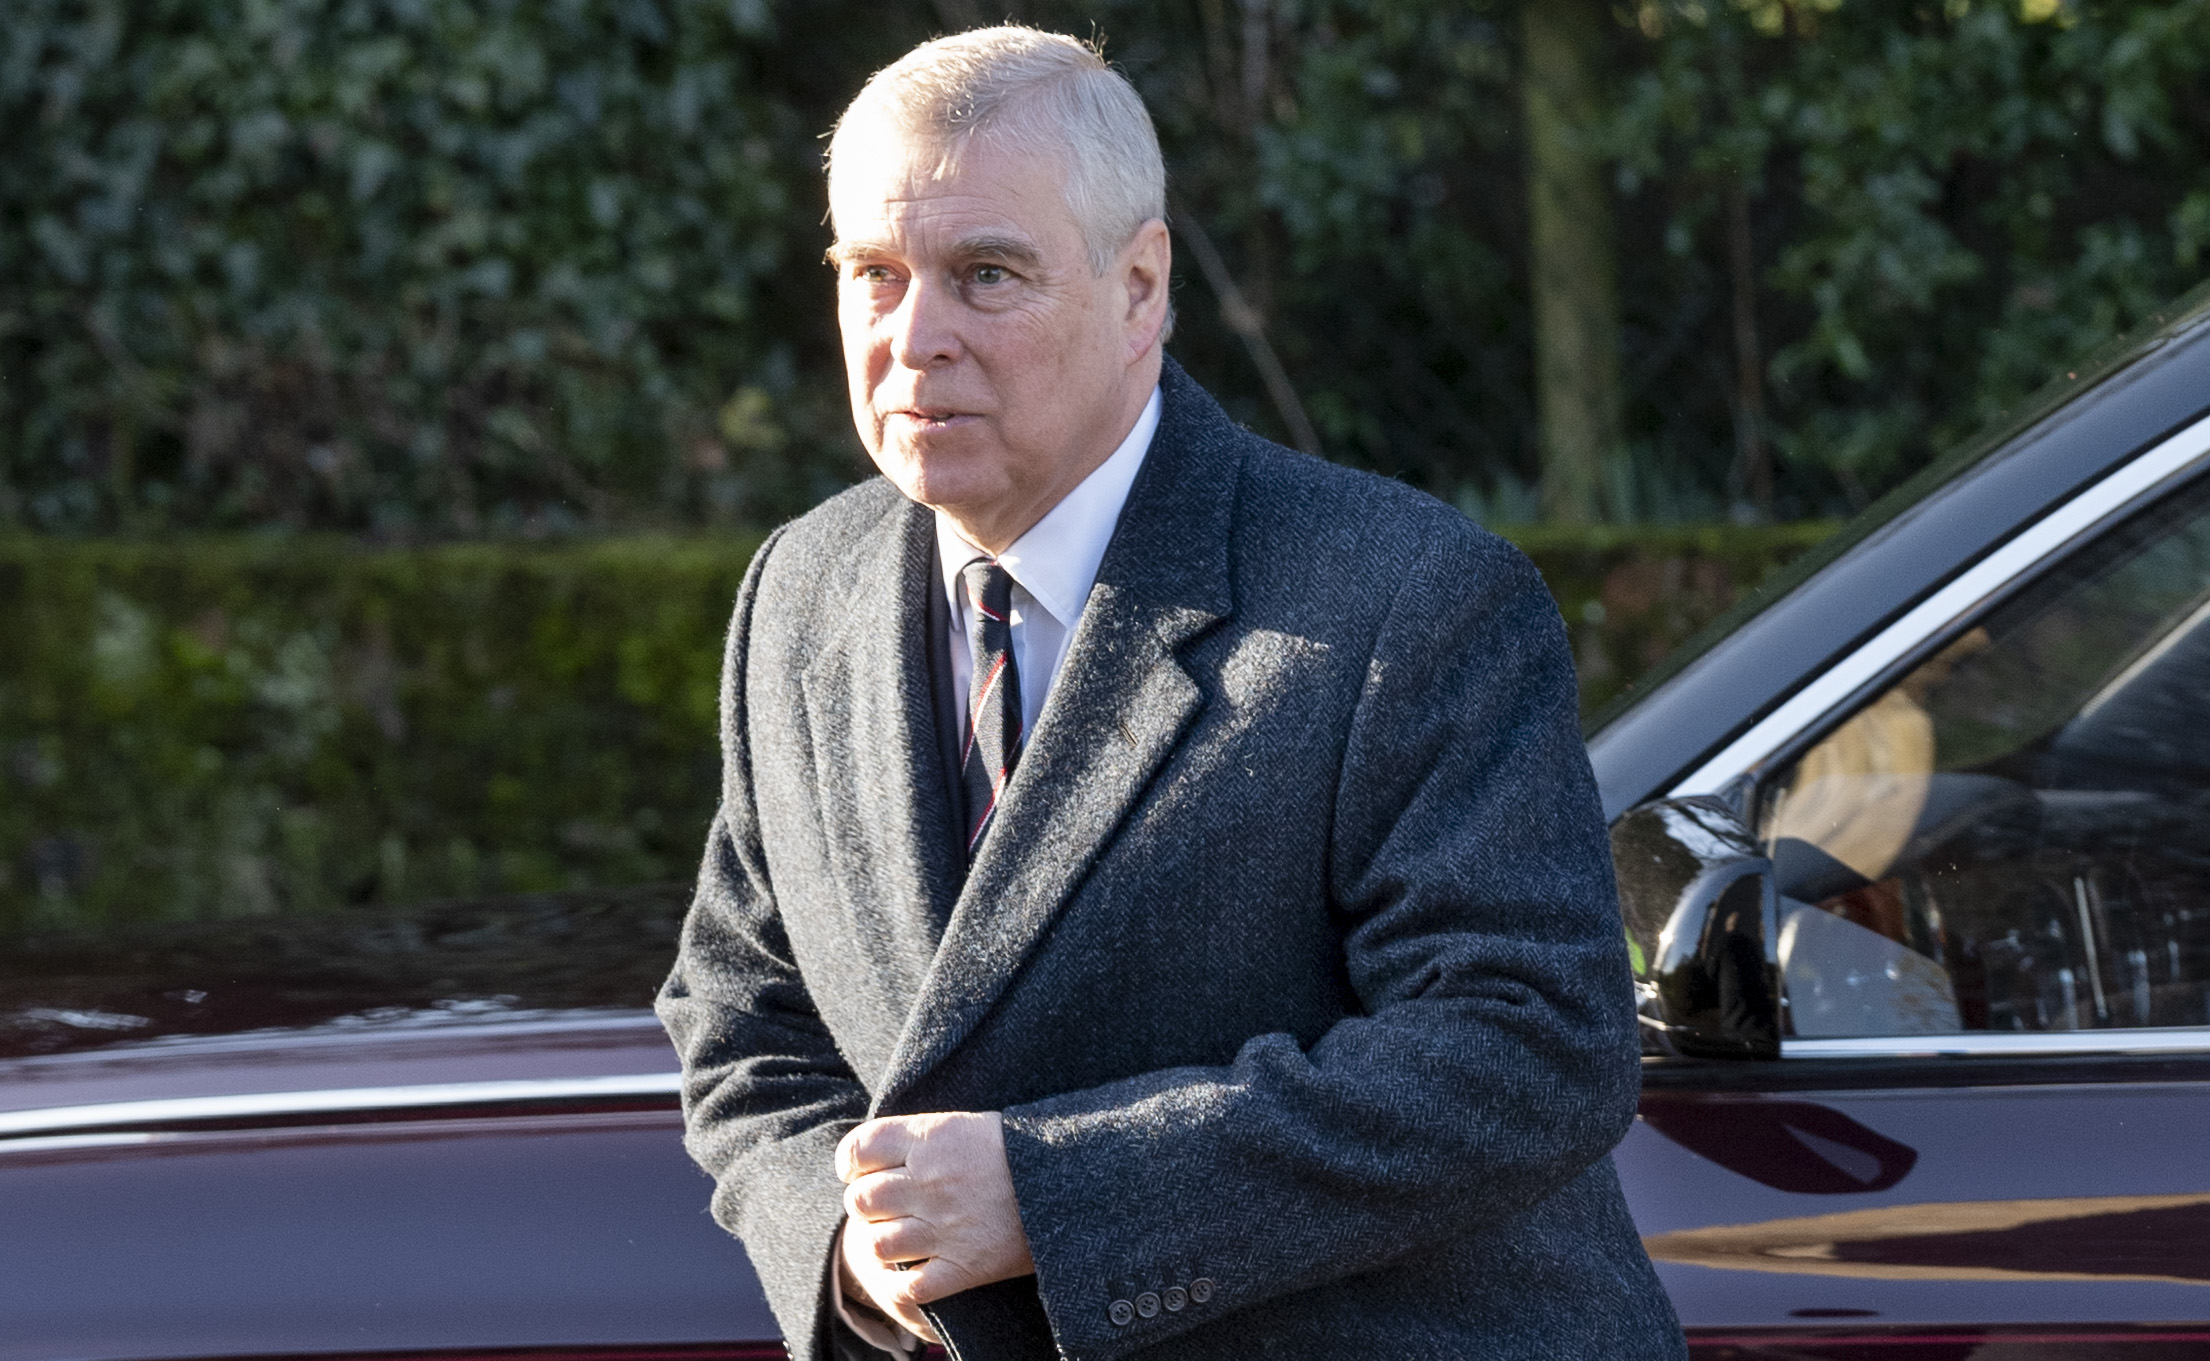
[951,234,1044,269]
[824,233,1046,270]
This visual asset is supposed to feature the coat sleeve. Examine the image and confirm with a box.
[655,527,880,1361]
[996,524,1643,1361]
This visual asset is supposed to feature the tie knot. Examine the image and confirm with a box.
[961,557,1014,624]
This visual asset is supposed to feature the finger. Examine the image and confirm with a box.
[837,1117,917,1183]
[833,1122,870,1183]
[862,1215,937,1267]
[841,1209,901,1263]
[885,1293,940,1344]
[843,1167,920,1222]
[892,1254,976,1309]
[844,1240,942,1343]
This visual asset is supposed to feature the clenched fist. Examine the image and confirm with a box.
[835,1111,1036,1341]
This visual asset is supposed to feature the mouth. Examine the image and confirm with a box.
[885,408,980,432]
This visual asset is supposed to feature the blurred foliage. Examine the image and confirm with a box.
[1097,0,1536,496]
[3,0,2205,530]
[0,532,761,933]
[0,525,1825,933]
[1515,518,1837,704]
[1605,0,2210,513]
[0,0,866,534]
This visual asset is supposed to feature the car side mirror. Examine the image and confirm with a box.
[1610,795,1781,1059]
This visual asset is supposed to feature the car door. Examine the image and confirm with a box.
[0,1016,779,1361]
[1617,416,2210,1358]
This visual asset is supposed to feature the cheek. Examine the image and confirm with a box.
[835,309,885,453]
[977,306,1084,390]
[986,306,1118,427]
[836,292,886,357]
[835,301,870,360]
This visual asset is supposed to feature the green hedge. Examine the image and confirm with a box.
[1,522,1830,932]
[1,534,761,933]
[1513,520,1839,713]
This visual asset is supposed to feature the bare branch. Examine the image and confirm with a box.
[1171,204,1323,458]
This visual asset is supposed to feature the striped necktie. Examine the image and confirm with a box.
[958,557,1024,860]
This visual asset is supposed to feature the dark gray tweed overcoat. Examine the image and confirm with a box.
[656,359,1686,1361]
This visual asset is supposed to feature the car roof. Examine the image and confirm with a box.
[1589,279,2210,821]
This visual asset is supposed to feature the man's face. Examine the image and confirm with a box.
[828,124,1164,548]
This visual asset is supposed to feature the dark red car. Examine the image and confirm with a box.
[8,286,2210,1360]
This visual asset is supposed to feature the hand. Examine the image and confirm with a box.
[835,1111,1036,1337]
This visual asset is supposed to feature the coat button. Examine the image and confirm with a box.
[1189,1278,1215,1303]
[1135,1292,1160,1318]
[1163,1286,1187,1312]
[1109,1299,1135,1326]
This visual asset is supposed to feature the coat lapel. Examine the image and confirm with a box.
[799,498,964,1028]
[875,365,1241,1113]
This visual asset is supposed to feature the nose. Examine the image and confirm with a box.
[885,272,961,371]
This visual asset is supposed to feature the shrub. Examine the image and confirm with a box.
[1,533,760,932]
[0,0,854,535]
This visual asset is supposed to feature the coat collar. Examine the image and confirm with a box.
[873,357,1242,1112]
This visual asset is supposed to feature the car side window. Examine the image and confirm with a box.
[1758,471,2210,1038]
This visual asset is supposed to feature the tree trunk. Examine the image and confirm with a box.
[1726,182,1773,516]
[1521,0,1623,525]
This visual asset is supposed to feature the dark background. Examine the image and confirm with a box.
[6,0,2206,537]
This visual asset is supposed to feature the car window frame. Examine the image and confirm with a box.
[1665,408,2210,1061]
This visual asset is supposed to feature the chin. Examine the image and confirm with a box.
[877,435,1009,513]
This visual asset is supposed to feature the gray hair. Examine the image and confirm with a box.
[827,26,1167,274]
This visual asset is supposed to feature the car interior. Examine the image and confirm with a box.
[1759,474,2210,1038]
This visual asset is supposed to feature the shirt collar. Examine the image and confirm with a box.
[935,384,1161,628]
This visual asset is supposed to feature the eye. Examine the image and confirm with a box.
[858,264,894,284]
[972,264,1009,285]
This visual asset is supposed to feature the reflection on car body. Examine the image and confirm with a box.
[8,286,2210,1360]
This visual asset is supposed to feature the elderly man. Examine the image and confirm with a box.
[657,25,1684,1361]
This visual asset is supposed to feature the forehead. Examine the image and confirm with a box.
[829,126,1082,255]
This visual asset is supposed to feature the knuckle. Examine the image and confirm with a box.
[905,1266,957,1305]
[852,1171,910,1219]
[848,1118,888,1154]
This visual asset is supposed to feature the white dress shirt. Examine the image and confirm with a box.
[834,385,1160,1356]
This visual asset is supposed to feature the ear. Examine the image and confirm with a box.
[1117,218,1172,362]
